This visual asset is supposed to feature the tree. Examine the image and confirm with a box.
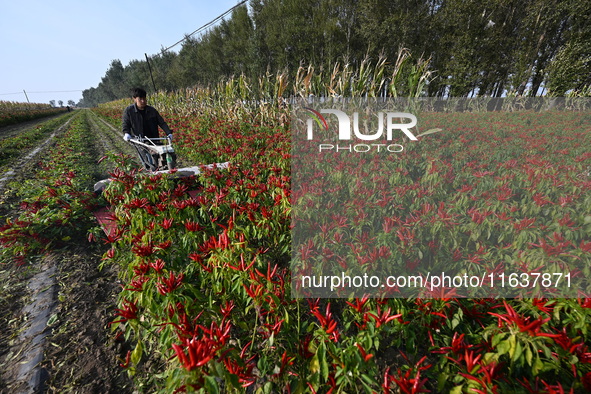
[169,36,202,88]
[252,0,325,72]
[194,25,227,83]
[508,0,570,96]
[546,40,591,95]
[80,0,591,102]
[101,59,127,100]
[221,4,256,77]
[80,87,99,107]
[356,0,435,63]
[545,0,591,95]
[428,0,495,96]
[124,59,152,94]
[323,0,363,65]
[149,51,178,92]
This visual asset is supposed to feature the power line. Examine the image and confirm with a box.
[0,90,83,96]
[159,0,247,55]
[28,90,83,93]
[1,3,250,100]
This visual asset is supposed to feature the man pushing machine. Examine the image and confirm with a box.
[122,87,176,171]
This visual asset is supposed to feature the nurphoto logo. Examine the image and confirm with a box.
[304,107,419,153]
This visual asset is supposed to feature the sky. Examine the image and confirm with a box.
[0,0,240,106]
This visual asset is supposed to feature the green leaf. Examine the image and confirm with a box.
[262,382,273,394]
[318,341,329,382]
[512,340,523,363]
[46,313,59,327]
[227,370,240,389]
[450,385,463,394]
[491,333,506,348]
[131,340,143,365]
[483,352,498,364]
[532,355,544,376]
[525,345,533,366]
[508,334,517,359]
[309,354,320,375]
[374,337,380,350]
[496,339,510,356]
[204,375,220,394]
[437,372,449,392]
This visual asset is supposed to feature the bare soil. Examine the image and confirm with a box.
[39,245,134,394]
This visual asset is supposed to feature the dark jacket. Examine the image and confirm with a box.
[122,104,172,139]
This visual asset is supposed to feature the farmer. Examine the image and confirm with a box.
[122,87,173,141]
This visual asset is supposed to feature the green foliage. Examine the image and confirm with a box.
[87,89,591,392]
[0,112,74,168]
[546,37,591,96]
[0,112,99,266]
[83,0,591,105]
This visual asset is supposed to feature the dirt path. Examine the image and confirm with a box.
[86,111,138,166]
[0,110,135,393]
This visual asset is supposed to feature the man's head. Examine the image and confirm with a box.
[132,88,147,110]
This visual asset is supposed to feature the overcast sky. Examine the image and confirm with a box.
[0,0,239,105]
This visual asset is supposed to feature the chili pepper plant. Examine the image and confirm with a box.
[0,100,68,127]
[0,111,100,265]
[91,97,591,393]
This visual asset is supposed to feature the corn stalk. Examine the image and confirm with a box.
[98,48,436,128]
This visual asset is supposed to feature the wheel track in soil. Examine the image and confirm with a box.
[0,110,134,393]
[85,111,138,166]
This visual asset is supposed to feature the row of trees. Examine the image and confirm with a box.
[50,100,76,108]
[80,0,591,106]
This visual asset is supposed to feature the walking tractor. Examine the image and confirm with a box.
[129,136,177,172]
[92,134,229,237]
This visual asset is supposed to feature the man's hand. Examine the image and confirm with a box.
[123,133,132,141]
[167,133,173,141]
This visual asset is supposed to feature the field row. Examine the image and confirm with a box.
[89,102,591,393]
[1,100,590,392]
[0,101,69,128]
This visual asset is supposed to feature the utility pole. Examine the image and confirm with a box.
[145,53,157,92]
[23,90,30,103]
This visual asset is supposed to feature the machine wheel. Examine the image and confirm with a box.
[166,153,177,171]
